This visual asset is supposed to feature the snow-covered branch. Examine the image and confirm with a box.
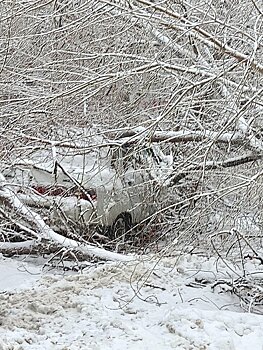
[119,127,241,145]
[135,0,263,74]
[0,181,134,262]
[169,153,262,185]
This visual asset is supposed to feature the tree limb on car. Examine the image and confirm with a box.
[0,178,134,262]
[119,128,243,145]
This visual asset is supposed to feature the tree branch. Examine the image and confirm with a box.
[0,181,134,262]
[119,127,242,145]
[169,153,262,185]
[135,0,263,74]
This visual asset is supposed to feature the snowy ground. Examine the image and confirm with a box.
[0,253,263,349]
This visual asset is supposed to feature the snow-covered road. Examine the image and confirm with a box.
[0,254,262,349]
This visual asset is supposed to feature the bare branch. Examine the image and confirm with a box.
[170,153,262,185]
[135,0,263,74]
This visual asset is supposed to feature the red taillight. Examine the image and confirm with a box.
[78,189,97,201]
[32,185,96,201]
[32,185,66,196]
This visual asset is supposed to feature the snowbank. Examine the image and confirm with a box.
[0,254,262,349]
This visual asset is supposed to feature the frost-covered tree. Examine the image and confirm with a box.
[0,0,263,264]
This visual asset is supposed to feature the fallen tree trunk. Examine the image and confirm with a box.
[0,178,134,262]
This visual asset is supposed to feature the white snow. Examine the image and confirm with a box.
[0,254,40,292]
[0,254,262,349]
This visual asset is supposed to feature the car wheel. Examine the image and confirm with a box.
[111,213,132,240]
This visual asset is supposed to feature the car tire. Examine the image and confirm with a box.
[111,213,132,240]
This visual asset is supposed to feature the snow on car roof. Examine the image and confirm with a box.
[26,126,118,189]
[13,126,173,189]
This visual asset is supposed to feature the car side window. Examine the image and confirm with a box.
[110,143,165,179]
[110,145,134,172]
